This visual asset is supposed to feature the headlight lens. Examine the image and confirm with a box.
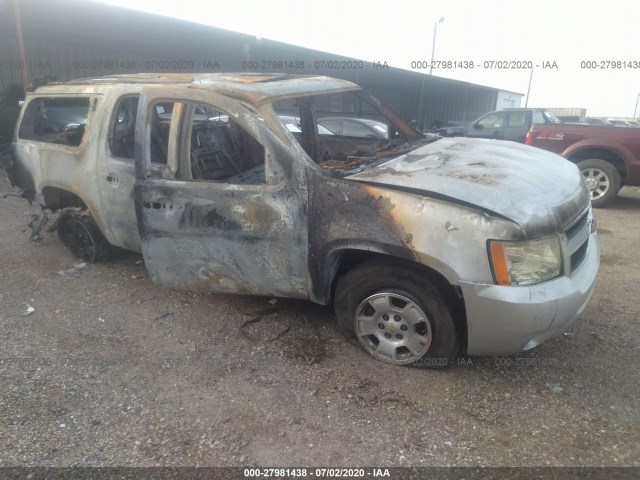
[489,237,562,286]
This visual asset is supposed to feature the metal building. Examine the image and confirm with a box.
[0,0,520,130]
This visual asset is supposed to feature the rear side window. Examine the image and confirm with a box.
[18,97,90,147]
[110,95,139,159]
[507,111,525,128]
[531,111,545,125]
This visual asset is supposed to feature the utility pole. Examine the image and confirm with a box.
[429,17,445,75]
[524,68,534,107]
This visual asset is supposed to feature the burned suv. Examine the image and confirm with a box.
[4,73,599,367]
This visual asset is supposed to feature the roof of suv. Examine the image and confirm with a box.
[31,73,360,105]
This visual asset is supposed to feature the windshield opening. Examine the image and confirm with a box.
[272,90,431,177]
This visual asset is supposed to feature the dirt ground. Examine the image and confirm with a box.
[0,171,638,468]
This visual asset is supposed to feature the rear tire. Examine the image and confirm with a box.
[334,261,459,368]
[577,159,621,208]
[57,211,111,262]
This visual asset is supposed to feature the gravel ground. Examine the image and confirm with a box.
[0,172,639,468]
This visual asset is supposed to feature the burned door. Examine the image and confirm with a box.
[100,94,140,251]
[134,87,308,298]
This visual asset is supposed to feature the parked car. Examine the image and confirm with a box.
[317,116,389,140]
[585,117,613,126]
[279,115,334,135]
[608,119,640,128]
[586,117,640,127]
[526,122,640,206]
[435,121,471,137]
[3,73,599,367]
[465,108,561,143]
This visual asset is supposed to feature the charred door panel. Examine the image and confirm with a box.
[98,93,141,251]
[134,87,308,298]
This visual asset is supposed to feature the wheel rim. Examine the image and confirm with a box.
[582,168,610,200]
[354,292,432,365]
[59,218,97,262]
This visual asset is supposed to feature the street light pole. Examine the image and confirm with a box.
[524,67,534,107]
[429,17,445,75]
[634,93,640,120]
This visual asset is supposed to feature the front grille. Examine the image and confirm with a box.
[570,240,589,271]
[565,210,590,273]
[566,211,589,240]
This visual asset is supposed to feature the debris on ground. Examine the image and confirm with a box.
[153,312,176,321]
[24,212,48,242]
[549,385,564,394]
[58,262,88,277]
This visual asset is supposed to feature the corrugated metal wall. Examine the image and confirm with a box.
[1,0,502,130]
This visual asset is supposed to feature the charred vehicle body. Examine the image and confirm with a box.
[3,73,600,366]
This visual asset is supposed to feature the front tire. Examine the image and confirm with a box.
[334,261,459,368]
[577,159,621,208]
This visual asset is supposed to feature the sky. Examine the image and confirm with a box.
[93,0,640,118]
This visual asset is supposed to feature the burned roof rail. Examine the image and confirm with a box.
[27,74,59,92]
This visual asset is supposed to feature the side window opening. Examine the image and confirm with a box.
[507,112,525,128]
[18,97,90,147]
[154,101,266,184]
[110,95,139,159]
[478,113,505,129]
[531,111,545,125]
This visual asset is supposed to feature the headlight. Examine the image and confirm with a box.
[488,237,562,286]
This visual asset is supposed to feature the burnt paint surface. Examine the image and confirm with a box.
[133,91,310,298]
[306,173,418,304]
[134,176,308,297]
[346,137,590,238]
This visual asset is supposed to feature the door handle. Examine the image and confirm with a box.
[142,198,173,210]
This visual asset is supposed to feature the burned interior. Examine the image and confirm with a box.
[112,95,266,183]
[272,90,429,178]
[18,96,91,147]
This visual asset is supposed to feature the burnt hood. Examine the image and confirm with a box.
[346,137,590,237]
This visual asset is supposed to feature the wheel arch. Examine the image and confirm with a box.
[325,248,468,351]
[565,147,628,180]
[39,186,112,242]
[40,186,89,211]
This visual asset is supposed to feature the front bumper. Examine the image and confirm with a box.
[460,232,600,357]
